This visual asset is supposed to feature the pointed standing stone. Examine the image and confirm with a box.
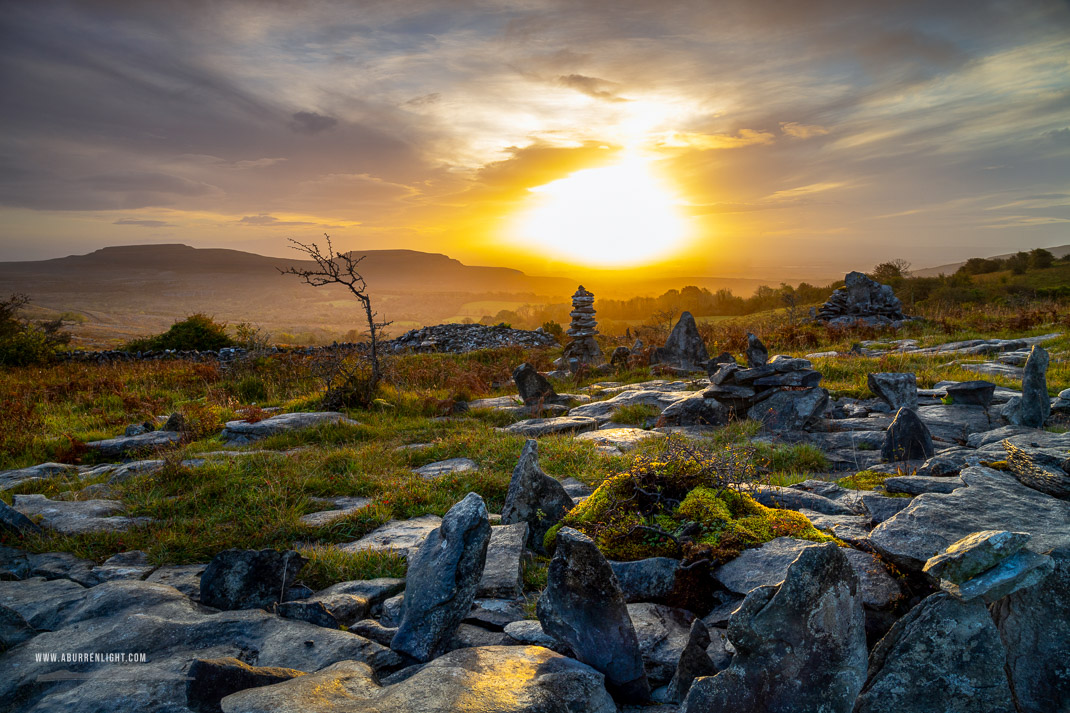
[390,493,491,662]
[1004,345,1050,427]
[881,407,935,462]
[660,312,709,369]
[501,440,575,553]
[745,333,768,368]
[537,527,650,703]
[666,618,717,702]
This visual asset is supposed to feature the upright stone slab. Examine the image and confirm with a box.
[199,549,306,611]
[682,542,867,713]
[390,493,491,662]
[512,362,560,406]
[868,372,918,411]
[537,527,650,702]
[500,440,575,552]
[881,407,934,462]
[1003,344,1050,427]
[660,312,709,369]
[745,333,768,368]
[854,593,1014,713]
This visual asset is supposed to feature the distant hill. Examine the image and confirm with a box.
[912,244,1070,277]
[0,244,776,346]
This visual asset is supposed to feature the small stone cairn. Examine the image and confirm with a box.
[815,272,908,328]
[561,286,604,367]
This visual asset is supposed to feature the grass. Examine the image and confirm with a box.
[610,403,662,425]
[2,299,1067,590]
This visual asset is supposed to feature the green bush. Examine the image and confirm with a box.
[0,294,71,366]
[126,314,234,352]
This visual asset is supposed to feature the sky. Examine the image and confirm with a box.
[1,0,1068,281]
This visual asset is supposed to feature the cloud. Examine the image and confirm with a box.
[557,74,628,102]
[238,214,316,227]
[288,111,338,135]
[1045,127,1070,145]
[655,130,776,150]
[113,218,178,228]
[780,122,830,139]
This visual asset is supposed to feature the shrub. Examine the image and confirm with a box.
[0,294,71,366]
[126,314,234,352]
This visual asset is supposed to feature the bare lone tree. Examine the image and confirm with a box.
[280,234,392,408]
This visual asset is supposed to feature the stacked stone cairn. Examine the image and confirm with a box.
[816,271,909,328]
[560,285,604,368]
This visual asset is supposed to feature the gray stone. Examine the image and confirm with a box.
[412,457,478,480]
[379,593,404,627]
[220,412,359,444]
[299,497,373,527]
[502,415,599,437]
[883,475,964,495]
[816,271,906,324]
[348,619,397,646]
[537,527,650,702]
[339,515,441,559]
[273,599,341,629]
[391,492,491,662]
[859,492,913,523]
[200,549,306,611]
[750,485,857,515]
[1003,439,1070,499]
[93,549,155,583]
[941,549,1054,603]
[512,362,560,405]
[666,619,716,703]
[315,578,405,607]
[477,523,527,599]
[0,462,77,491]
[0,499,43,536]
[0,603,35,651]
[869,466,1070,572]
[220,646,617,713]
[569,388,693,424]
[881,407,935,462]
[661,312,709,369]
[575,427,666,452]
[916,404,994,444]
[1003,345,1051,427]
[868,372,918,410]
[854,593,1014,713]
[628,602,696,686]
[0,579,398,711]
[746,387,828,431]
[923,530,1031,584]
[944,380,997,407]
[682,543,867,713]
[145,564,207,599]
[745,333,768,368]
[611,557,680,603]
[502,619,562,650]
[187,657,305,713]
[658,392,731,427]
[500,440,576,553]
[85,429,182,458]
[990,545,1070,713]
[446,622,508,650]
[11,495,151,534]
[464,597,526,630]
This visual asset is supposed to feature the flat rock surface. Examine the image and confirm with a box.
[575,427,666,452]
[84,430,182,458]
[12,495,152,534]
[568,389,694,423]
[339,515,442,559]
[299,497,372,527]
[869,467,1070,572]
[221,412,359,444]
[501,416,599,437]
[0,462,77,491]
[412,457,478,479]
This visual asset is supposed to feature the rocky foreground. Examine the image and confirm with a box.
[2,330,1070,712]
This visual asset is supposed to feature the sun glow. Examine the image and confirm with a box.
[511,153,691,267]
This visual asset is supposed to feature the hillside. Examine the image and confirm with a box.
[912,243,1070,277]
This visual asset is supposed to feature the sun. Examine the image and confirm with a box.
[510,153,690,267]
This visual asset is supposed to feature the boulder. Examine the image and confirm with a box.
[503,620,563,651]
[0,499,43,537]
[0,462,77,491]
[412,457,478,480]
[339,515,441,559]
[502,416,599,437]
[500,440,576,552]
[883,475,963,495]
[220,646,617,713]
[682,543,867,713]
[1003,345,1051,427]
[186,657,305,713]
[464,597,526,631]
[627,602,696,685]
[867,372,918,411]
[990,546,1070,713]
[658,392,731,427]
[880,407,934,462]
[200,549,306,611]
[512,362,562,406]
[391,492,491,662]
[746,388,828,431]
[0,580,398,712]
[1003,439,1070,500]
[922,530,1031,584]
[349,619,397,646]
[537,527,650,702]
[220,412,359,445]
[85,429,183,458]
[610,557,679,603]
[854,593,1014,713]
[477,522,527,599]
[868,467,1070,572]
[944,380,996,408]
[11,495,151,535]
[666,619,717,703]
[660,312,709,369]
[745,333,768,368]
